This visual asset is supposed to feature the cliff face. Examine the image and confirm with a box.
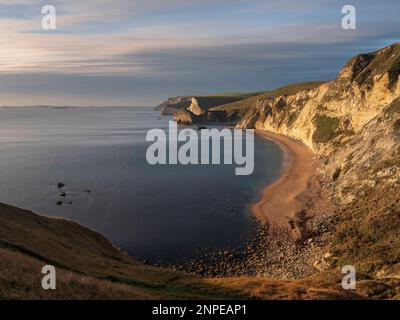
[236,44,400,147]
[226,43,400,278]
[165,44,400,206]
[162,92,269,122]
[160,42,400,280]
[155,96,192,115]
[233,43,400,197]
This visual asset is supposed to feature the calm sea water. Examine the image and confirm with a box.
[0,107,282,263]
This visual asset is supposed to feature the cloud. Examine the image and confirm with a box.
[0,0,399,105]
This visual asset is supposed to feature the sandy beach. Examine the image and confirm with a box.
[174,131,326,278]
[252,130,318,235]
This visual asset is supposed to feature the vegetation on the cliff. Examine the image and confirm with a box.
[0,203,361,299]
[2,42,400,300]
[312,115,340,143]
[171,82,326,125]
[157,91,267,116]
[211,82,326,111]
[160,42,400,296]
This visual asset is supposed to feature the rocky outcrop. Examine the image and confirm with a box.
[166,42,400,281]
[171,43,400,203]
[228,42,400,278]
[230,43,400,196]
[173,108,198,124]
[163,95,261,123]
[187,98,203,115]
[156,96,192,115]
[233,43,400,151]
[173,107,241,124]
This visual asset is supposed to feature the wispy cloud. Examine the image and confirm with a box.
[0,0,399,105]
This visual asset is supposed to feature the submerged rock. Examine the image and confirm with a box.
[57,182,65,189]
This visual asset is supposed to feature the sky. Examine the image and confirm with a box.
[0,0,399,106]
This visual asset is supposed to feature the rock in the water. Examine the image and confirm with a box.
[57,182,65,189]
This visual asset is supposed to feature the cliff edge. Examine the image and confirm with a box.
[160,42,400,288]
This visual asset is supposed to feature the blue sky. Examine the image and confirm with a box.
[0,0,399,106]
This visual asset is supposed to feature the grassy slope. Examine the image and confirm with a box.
[0,202,360,299]
[211,82,326,111]
[201,91,266,98]
[191,91,268,110]
[159,91,267,111]
[0,203,240,299]
[326,100,400,282]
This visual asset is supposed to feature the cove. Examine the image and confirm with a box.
[0,107,283,264]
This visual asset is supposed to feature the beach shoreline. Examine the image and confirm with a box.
[252,130,320,238]
[170,130,330,279]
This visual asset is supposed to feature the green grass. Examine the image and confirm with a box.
[0,202,245,299]
[190,93,264,110]
[200,91,267,98]
[312,115,340,143]
[330,184,400,277]
[0,202,364,299]
[211,82,326,111]
[104,275,243,300]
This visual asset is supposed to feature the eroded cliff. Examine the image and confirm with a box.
[161,42,400,283]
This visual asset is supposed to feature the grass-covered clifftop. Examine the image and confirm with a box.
[0,202,362,299]
[170,82,326,124]
[156,91,267,116]
[211,82,326,111]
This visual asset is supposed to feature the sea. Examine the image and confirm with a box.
[0,106,283,264]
